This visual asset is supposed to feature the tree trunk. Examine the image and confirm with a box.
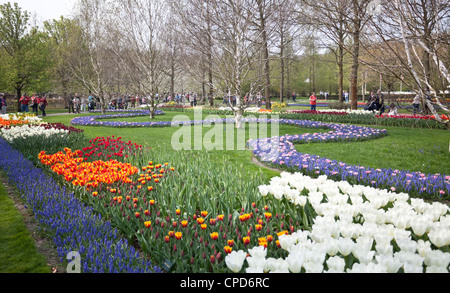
[279,27,285,103]
[280,47,285,103]
[350,1,361,111]
[338,41,344,103]
[257,0,271,110]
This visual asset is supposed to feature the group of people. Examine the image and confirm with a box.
[67,94,99,113]
[18,93,49,116]
[223,93,264,108]
[364,90,386,115]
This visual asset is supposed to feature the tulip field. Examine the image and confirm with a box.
[0,109,448,274]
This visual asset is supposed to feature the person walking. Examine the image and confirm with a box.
[67,95,74,113]
[38,95,48,117]
[31,94,39,116]
[189,93,194,107]
[73,94,81,113]
[88,95,95,111]
[309,92,317,111]
[19,93,30,112]
[81,95,87,112]
[412,93,421,115]
[0,93,7,115]
[344,91,349,103]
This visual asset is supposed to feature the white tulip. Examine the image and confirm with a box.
[425,266,448,273]
[337,237,355,256]
[245,267,264,273]
[294,195,308,207]
[422,249,450,268]
[395,238,417,253]
[375,242,393,256]
[247,245,267,259]
[326,256,346,272]
[403,263,424,273]
[303,261,323,273]
[258,185,269,196]
[264,258,289,273]
[428,229,450,248]
[278,234,297,251]
[286,251,305,273]
[225,250,247,273]
[394,251,424,268]
[375,255,402,273]
[246,256,266,271]
[353,246,375,264]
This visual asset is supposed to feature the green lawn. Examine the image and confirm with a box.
[0,179,50,273]
[2,109,447,273]
[296,125,450,175]
[42,110,450,178]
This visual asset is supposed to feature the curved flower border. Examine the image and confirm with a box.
[70,111,449,198]
[71,110,165,128]
[248,121,449,198]
[0,137,162,273]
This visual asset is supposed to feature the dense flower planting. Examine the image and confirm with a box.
[225,172,450,273]
[0,137,162,273]
[71,110,165,127]
[38,144,310,273]
[248,121,449,199]
[378,114,449,121]
[1,107,447,273]
[0,113,43,126]
[0,125,70,143]
[39,148,140,187]
[79,136,144,161]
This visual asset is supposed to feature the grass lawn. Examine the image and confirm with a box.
[0,178,50,273]
[296,125,450,175]
[1,108,447,273]
[42,110,450,179]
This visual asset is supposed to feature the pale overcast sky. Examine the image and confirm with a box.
[0,0,77,23]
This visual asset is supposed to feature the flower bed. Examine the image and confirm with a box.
[225,172,450,273]
[0,118,86,165]
[280,112,447,129]
[0,113,44,126]
[378,114,449,121]
[71,110,165,127]
[248,121,449,199]
[72,111,447,198]
[0,136,162,273]
[1,115,448,273]
[36,141,295,273]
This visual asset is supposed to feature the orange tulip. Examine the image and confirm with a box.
[224,246,233,254]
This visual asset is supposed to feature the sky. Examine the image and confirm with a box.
[0,0,77,23]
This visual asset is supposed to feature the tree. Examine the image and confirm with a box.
[300,0,352,103]
[110,0,168,119]
[44,17,80,108]
[347,0,372,110]
[175,0,216,106]
[363,0,449,126]
[273,0,301,102]
[205,0,264,128]
[0,2,51,111]
[68,0,118,114]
